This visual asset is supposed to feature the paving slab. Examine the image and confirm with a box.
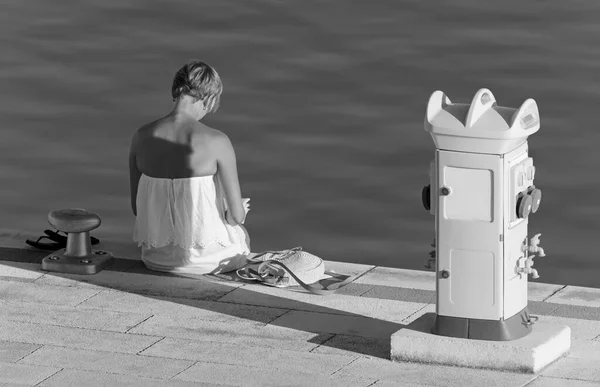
[390,312,571,374]
[528,282,566,302]
[0,248,53,265]
[0,299,151,332]
[360,286,436,303]
[540,356,600,383]
[402,304,435,323]
[333,356,535,387]
[331,283,375,297]
[94,239,141,261]
[19,345,195,380]
[174,361,377,387]
[0,279,101,306]
[533,315,600,341]
[129,314,331,352]
[38,368,219,387]
[0,361,61,386]
[0,260,45,281]
[0,318,162,354]
[0,340,41,363]
[311,334,390,359]
[34,269,242,301]
[528,300,562,316]
[354,267,436,290]
[217,284,426,322]
[526,375,600,387]
[269,310,405,339]
[545,286,600,308]
[76,289,288,324]
[549,303,600,321]
[567,339,600,361]
[140,337,358,376]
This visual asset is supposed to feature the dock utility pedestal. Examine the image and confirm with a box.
[390,88,570,373]
[41,208,114,275]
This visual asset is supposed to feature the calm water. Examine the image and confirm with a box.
[1,0,599,288]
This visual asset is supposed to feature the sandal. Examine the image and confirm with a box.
[25,229,101,251]
[43,229,100,246]
[25,235,64,251]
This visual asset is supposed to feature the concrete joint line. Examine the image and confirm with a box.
[353,266,378,282]
[329,355,361,377]
[401,303,431,322]
[5,315,163,339]
[32,367,64,387]
[15,343,45,363]
[168,360,198,380]
[520,374,542,387]
[542,284,568,302]
[72,289,105,307]
[221,283,244,298]
[124,314,156,333]
[358,286,376,297]
[308,334,336,353]
[136,336,166,355]
[264,309,293,325]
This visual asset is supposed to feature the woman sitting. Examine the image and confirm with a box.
[129,60,251,275]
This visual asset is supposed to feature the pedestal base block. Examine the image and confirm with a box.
[391,313,571,373]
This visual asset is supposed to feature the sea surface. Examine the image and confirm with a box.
[1,0,599,288]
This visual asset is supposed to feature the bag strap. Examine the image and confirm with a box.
[237,259,358,295]
[246,247,303,263]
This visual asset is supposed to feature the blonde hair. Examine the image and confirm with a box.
[171,61,223,113]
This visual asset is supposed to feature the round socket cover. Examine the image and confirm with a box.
[527,187,542,213]
[517,194,533,219]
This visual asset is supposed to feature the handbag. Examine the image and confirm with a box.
[236,247,357,295]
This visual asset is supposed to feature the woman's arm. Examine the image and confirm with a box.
[214,132,245,225]
[129,131,142,216]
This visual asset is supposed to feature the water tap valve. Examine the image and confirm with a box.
[528,233,545,257]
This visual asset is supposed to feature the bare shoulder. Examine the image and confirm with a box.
[130,123,147,150]
[193,122,231,148]
[133,120,156,139]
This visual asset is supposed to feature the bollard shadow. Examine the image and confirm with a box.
[0,247,432,360]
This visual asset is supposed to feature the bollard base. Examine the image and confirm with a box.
[391,312,571,374]
[41,248,114,275]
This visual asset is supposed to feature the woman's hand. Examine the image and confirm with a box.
[225,198,250,225]
[241,198,250,224]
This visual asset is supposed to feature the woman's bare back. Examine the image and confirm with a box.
[135,116,219,179]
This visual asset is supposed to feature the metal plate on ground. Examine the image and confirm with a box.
[41,249,114,275]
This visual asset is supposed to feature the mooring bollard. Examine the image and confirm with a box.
[41,208,114,275]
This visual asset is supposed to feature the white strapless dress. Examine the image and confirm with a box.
[132,173,250,275]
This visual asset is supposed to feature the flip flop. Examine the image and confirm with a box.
[25,235,64,251]
[44,229,100,245]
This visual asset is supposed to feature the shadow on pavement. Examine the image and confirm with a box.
[0,247,425,360]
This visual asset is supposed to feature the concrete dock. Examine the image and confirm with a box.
[0,230,598,386]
